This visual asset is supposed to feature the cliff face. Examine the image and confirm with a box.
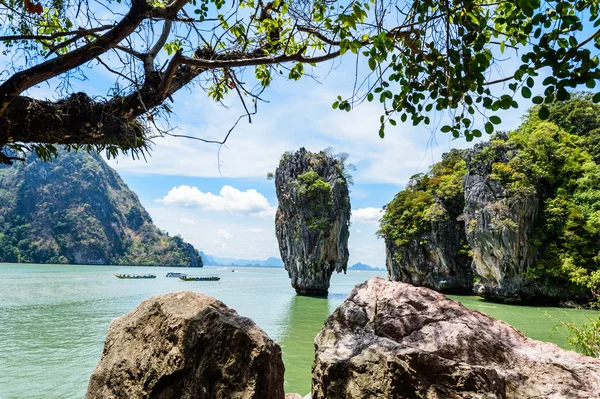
[274,148,350,296]
[0,150,203,267]
[385,217,473,294]
[380,149,473,294]
[463,139,540,302]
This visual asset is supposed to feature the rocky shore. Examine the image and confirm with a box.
[87,279,600,398]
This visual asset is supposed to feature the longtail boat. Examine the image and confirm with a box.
[179,275,220,282]
[166,272,187,278]
[114,273,156,279]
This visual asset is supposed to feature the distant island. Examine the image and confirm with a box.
[200,252,284,268]
[348,262,385,271]
[199,254,384,271]
[0,151,203,267]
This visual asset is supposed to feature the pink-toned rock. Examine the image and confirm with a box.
[313,277,600,399]
[86,291,284,399]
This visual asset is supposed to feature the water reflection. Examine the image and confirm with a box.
[278,295,331,395]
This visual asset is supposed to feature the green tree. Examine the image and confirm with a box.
[1,0,600,163]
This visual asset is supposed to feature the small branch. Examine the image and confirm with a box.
[158,51,183,100]
[149,21,173,56]
[0,25,114,42]
[297,26,341,46]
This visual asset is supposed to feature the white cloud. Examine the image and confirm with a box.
[246,227,264,233]
[352,207,383,224]
[157,185,275,217]
[355,229,362,233]
[216,228,234,240]
[180,217,196,225]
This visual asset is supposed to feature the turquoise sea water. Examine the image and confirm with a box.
[0,264,598,398]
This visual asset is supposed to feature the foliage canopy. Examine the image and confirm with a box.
[1,0,600,162]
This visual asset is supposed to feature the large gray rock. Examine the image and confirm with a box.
[86,291,285,399]
[275,148,350,296]
[313,277,600,399]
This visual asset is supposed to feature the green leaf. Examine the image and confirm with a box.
[489,116,501,125]
[440,125,452,133]
[593,92,600,103]
[367,93,374,102]
[522,87,532,98]
[389,119,397,126]
[485,122,494,134]
[538,106,550,120]
[532,96,544,105]
[368,58,376,71]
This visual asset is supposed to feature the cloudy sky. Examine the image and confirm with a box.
[104,65,529,267]
[21,39,531,267]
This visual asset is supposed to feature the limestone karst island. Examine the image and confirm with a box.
[1,1,600,398]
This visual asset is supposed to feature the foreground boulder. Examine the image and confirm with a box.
[275,148,350,296]
[313,277,600,398]
[86,291,285,399]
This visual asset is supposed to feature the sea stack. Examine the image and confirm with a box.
[274,148,350,296]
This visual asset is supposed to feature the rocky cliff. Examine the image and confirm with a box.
[463,137,541,302]
[379,97,600,304]
[274,148,350,296]
[379,149,473,293]
[0,150,203,266]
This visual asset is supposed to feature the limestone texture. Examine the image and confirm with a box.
[86,291,284,399]
[385,214,473,294]
[313,277,600,399]
[275,148,350,296]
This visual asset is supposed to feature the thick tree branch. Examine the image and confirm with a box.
[0,0,190,113]
[179,50,341,69]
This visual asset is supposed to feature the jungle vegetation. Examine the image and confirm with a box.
[0,149,203,266]
[379,95,600,303]
[1,0,600,164]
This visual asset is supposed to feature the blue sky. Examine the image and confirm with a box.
[103,69,500,268]
[14,21,539,268]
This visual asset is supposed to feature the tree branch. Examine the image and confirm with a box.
[0,25,114,42]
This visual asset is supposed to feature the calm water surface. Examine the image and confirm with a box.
[0,264,597,398]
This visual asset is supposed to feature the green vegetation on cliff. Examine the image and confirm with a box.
[0,150,203,267]
[379,95,600,303]
[486,96,600,301]
[378,149,468,262]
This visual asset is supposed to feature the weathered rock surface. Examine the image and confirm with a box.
[275,148,350,296]
[382,149,473,294]
[463,139,540,302]
[313,277,600,399]
[385,210,473,294]
[86,291,284,399]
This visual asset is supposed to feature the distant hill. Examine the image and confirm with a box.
[0,150,203,267]
[348,262,385,271]
[200,252,284,267]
